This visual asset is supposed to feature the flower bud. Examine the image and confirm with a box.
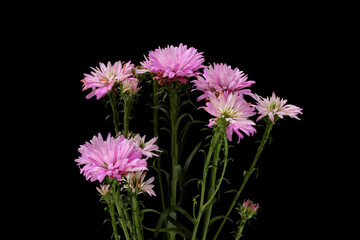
[239,199,259,220]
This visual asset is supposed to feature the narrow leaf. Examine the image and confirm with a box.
[172,206,195,224]
[183,142,202,180]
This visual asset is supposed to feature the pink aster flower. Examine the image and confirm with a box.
[130,134,161,159]
[122,171,156,197]
[192,63,255,101]
[202,92,256,143]
[75,133,147,182]
[81,60,136,99]
[142,43,205,85]
[251,92,303,122]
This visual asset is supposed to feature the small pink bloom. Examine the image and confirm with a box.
[81,61,136,99]
[75,133,147,182]
[130,134,161,159]
[192,63,255,101]
[251,92,303,122]
[122,78,141,95]
[96,184,110,195]
[142,43,205,85]
[122,171,156,197]
[202,92,256,143]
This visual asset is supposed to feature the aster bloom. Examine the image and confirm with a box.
[81,60,136,99]
[122,171,156,197]
[192,63,255,101]
[142,43,205,85]
[130,134,161,159]
[75,133,147,182]
[251,92,303,122]
[203,92,256,143]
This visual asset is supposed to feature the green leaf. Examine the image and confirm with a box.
[172,206,195,224]
[157,106,170,119]
[208,215,232,233]
[176,164,185,206]
[168,215,192,238]
[157,227,187,239]
[183,142,202,180]
[217,177,230,185]
[185,177,200,187]
[103,218,111,225]
[105,114,112,122]
[224,189,238,194]
[175,113,193,131]
[154,208,176,237]
[160,127,172,137]
[178,120,205,160]
[158,116,167,122]
[142,208,162,216]
[176,99,191,112]
[160,169,170,188]
[254,168,260,179]
[154,206,195,237]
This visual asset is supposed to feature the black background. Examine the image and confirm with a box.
[6,2,341,240]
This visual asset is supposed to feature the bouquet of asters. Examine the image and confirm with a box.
[75,43,302,240]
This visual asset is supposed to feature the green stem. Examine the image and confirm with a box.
[201,131,224,239]
[132,193,144,240]
[153,80,159,139]
[191,127,222,240]
[202,130,228,239]
[108,197,120,240]
[123,95,133,138]
[170,90,179,207]
[109,92,120,135]
[112,178,131,240]
[213,120,274,240]
[169,89,179,240]
[235,221,245,240]
[153,80,166,211]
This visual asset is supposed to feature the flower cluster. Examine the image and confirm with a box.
[193,63,257,143]
[75,43,304,240]
[142,43,205,85]
[81,60,141,99]
[192,61,303,143]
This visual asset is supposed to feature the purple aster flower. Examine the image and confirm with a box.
[75,133,147,182]
[142,43,205,85]
[202,92,256,143]
[192,63,255,101]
